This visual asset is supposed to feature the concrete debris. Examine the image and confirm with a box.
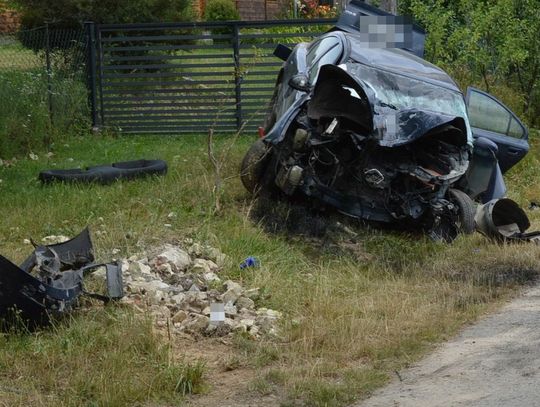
[128,261,153,279]
[222,280,243,305]
[152,245,191,272]
[202,272,220,283]
[236,296,255,310]
[172,310,188,324]
[121,241,280,339]
[244,288,261,300]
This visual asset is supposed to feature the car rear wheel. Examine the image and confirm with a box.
[240,139,271,194]
[448,188,476,234]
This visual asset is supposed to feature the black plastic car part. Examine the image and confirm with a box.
[0,228,123,329]
[39,159,167,184]
[475,199,540,242]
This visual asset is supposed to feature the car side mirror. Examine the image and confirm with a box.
[288,74,311,92]
[274,44,292,61]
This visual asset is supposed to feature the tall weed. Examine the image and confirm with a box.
[0,69,88,158]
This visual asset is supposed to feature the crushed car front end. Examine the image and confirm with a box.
[244,34,476,240]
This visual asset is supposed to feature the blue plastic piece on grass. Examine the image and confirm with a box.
[239,256,260,270]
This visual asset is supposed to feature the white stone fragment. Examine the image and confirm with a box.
[172,310,188,324]
[154,246,191,272]
[236,296,255,310]
[244,288,260,300]
[41,235,70,245]
[202,272,220,283]
[222,280,243,304]
[128,261,152,278]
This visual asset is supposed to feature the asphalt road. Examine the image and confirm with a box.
[355,285,540,407]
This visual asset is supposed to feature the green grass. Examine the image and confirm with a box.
[0,40,42,70]
[0,37,89,158]
[1,130,539,406]
[0,308,205,406]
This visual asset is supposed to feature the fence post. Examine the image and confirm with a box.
[45,23,53,125]
[85,21,99,130]
[95,24,105,127]
[232,23,243,131]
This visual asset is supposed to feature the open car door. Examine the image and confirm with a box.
[466,87,529,173]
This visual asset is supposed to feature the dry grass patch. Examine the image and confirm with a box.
[0,131,539,406]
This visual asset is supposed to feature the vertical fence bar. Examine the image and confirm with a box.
[85,22,99,129]
[95,24,105,126]
[232,23,243,131]
[45,23,53,125]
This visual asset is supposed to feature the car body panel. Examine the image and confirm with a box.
[267,32,473,149]
[268,32,528,174]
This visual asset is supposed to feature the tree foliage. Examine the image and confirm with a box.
[13,0,193,29]
[203,0,239,37]
[399,0,540,127]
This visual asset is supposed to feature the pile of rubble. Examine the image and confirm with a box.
[119,241,281,338]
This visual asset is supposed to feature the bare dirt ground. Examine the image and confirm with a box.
[170,335,280,407]
[355,284,540,407]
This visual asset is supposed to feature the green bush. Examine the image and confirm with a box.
[204,0,239,39]
[399,0,540,128]
[204,0,240,22]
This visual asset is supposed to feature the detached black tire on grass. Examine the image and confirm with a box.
[39,159,168,185]
[448,188,476,234]
[240,140,271,194]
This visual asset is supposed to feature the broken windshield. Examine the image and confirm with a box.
[359,64,466,114]
[346,63,472,141]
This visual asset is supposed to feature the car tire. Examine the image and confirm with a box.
[448,188,476,234]
[240,140,272,194]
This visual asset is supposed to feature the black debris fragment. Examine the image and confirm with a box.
[0,228,123,329]
[39,159,167,184]
[475,199,540,242]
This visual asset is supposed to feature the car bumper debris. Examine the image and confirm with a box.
[0,228,123,329]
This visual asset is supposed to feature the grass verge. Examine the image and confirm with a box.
[0,131,539,406]
[0,307,204,406]
[0,67,88,158]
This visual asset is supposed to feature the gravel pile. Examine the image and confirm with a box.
[119,241,281,338]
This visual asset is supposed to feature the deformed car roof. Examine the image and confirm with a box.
[343,32,460,92]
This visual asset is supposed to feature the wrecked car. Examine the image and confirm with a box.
[0,229,123,329]
[241,1,529,241]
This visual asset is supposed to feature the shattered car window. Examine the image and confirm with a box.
[347,63,472,141]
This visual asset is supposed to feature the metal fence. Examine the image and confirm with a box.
[0,25,88,128]
[89,19,337,134]
[0,19,337,136]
